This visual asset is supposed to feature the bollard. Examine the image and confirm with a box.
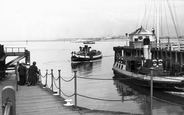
[2,86,16,115]
[74,70,77,109]
[58,70,61,97]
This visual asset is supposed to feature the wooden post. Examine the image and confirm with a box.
[51,69,53,92]
[38,69,41,83]
[45,70,48,87]
[74,70,77,109]
[15,73,18,91]
[2,86,16,115]
[58,70,61,97]
[15,62,19,91]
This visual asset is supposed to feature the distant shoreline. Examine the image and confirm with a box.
[0,36,183,43]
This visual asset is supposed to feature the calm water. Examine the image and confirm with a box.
[3,40,184,115]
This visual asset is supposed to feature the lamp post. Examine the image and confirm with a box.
[150,59,162,115]
[150,67,154,115]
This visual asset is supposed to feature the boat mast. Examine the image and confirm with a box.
[156,0,160,48]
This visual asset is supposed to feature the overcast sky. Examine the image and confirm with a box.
[0,0,183,40]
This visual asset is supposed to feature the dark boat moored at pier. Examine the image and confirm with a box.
[112,0,184,92]
[71,45,102,62]
[112,26,184,92]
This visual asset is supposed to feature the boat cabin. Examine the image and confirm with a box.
[79,45,91,53]
[129,26,156,43]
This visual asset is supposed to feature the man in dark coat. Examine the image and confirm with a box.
[18,62,27,85]
[28,61,39,86]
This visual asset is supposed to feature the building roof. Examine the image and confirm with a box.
[129,26,153,35]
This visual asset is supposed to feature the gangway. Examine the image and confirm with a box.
[5,47,30,70]
[0,45,30,80]
[5,55,26,70]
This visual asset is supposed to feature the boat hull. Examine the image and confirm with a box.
[71,54,102,62]
[114,76,184,106]
[113,67,184,92]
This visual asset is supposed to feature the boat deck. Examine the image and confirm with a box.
[113,62,184,82]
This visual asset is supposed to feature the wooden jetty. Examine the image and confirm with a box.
[0,43,133,115]
[0,74,80,115]
[0,73,131,115]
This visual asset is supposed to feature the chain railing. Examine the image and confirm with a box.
[38,69,135,109]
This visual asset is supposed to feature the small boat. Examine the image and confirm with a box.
[71,45,102,62]
[83,40,95,44]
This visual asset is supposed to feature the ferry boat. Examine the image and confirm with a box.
[112,1,184,92]
[112,26,184,92]
[71,45,102,62]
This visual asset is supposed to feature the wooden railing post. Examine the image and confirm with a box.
[45,69,48,87]
[74,70,77,109]
[38,69,41,83]
[51,69,53,92]
[58,70,61,97]
[2,86,16,115]
[15,74,18,92]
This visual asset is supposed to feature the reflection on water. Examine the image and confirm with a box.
[71,60,102,77]
[113,77,152,115]
[113,76,184,115]
[71,62,93,71]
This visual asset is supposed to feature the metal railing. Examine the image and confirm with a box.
[4,47,26,53]
[129,41,183,51]
[2,86,16,115]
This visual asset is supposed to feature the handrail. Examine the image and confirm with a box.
[4,102,12,115]
[4,47,26,53]
[2,86,16,115]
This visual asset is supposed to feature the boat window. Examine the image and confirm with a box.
[121,65,123,69]
[138,36,143,40]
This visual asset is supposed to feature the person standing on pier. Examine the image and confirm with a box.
[15,61,20,84]
[18,62,27,85]
[27,61,39,86]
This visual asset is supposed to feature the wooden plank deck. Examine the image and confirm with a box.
[0,73,132,115]
[0,73,80,115]
[16,86,79,115]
